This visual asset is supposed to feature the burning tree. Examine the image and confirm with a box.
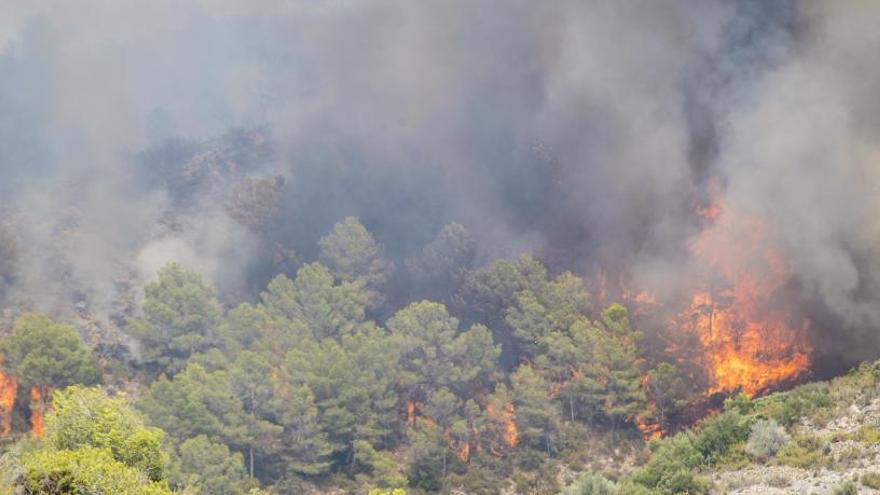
[667,199,811,398]
[0,313,99,435]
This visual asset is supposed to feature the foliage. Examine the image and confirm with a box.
[773,433,829,469]
[18,447,172,495]
[12,385,173,495]
[861,472,880,489]
[48,386,168,481]
[171,435,251,495]
[319,216,388,306]
[126,263,221,375]
[690,410,752,465]
[629,434,704,493]
[752,382,832,426]
[1,313,99,389]
[405,222,476,302]
[744,418,789,461]
[560,472,616,495]
[854,425,880,445]
[645,363,689,428]
[832,481,859,495]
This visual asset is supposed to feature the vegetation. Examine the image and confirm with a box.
[0,215,879,494]
[745,418,789,461]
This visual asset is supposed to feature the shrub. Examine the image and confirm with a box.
[691,410,752,465]
[561,473,616,495]
[753,383,832,426]
[832,480,858,495]
[654,470,710,495]
[745,419,790,461]
[861,472,880,489]
[630,434,706,494]
[774,439,828,469]
[854,425,880,445]
[616,480,656,495]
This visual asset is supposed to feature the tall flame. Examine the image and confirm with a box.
[30,386,47,436]
[673,200,811,396]
[635,374,662,440]
[0,369,17,436]
[502,402,518,448]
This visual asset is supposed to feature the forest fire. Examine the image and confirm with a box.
[670,197,811,397]
[29,387,46,436]
[0,369,17,436]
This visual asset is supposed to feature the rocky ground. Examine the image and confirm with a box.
[711,399,880,495]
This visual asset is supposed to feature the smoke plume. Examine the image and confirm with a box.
[0,0,878,370]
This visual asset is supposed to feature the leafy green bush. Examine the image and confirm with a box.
[561,472,616,495]
[691,410,752,465]
[745,418,790,461]
[861,472,880,489]
[753,383,832,426]
[630,434,705,494]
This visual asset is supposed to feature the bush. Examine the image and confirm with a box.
[745,419,790,461]
[774,434,829,469]
[630,434,705,494]
[861,472,880,489]
[753,383,832,426]
[561,473,616,495]
[654,470,710,495]
[855,425,880,445]
[691,410,752,465]
[832,480,858,495]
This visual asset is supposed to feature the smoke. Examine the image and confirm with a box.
[0,1,878,367]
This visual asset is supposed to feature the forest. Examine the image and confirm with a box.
[2,1,880,493]
[0,196,685,493]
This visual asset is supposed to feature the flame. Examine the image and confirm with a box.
[0,369,17,436]
[634,415,662,441]
[672,200,810,397]
[30,386,46,436]
[502,402,518,448]
[406,400,415,426]
[456,441,470,462]
[635,374,662,441]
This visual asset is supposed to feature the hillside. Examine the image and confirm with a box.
[560,362,880,495]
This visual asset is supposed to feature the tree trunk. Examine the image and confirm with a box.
[249,447,254,478]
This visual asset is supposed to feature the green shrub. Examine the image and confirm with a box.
[753,383,832,426]
[630,434,704,494]
[832,480,858,495]
[561,472,616,495]
[654,469,710,495]
[714,441,750,469]
[616,480,657,495]
[854,425,880,445]
[861,472,880,489]
[745,418,790,461]
[691,410,752,465]
[774,439,828,469]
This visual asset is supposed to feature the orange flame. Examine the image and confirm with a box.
[0,369,17,436]
[502,402,518,448]
[672,201,810,397]
[635,374,662,441]
[30,386,48,436]
[406,400,415,426]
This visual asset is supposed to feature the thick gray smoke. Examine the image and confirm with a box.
[0,1,877,367]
